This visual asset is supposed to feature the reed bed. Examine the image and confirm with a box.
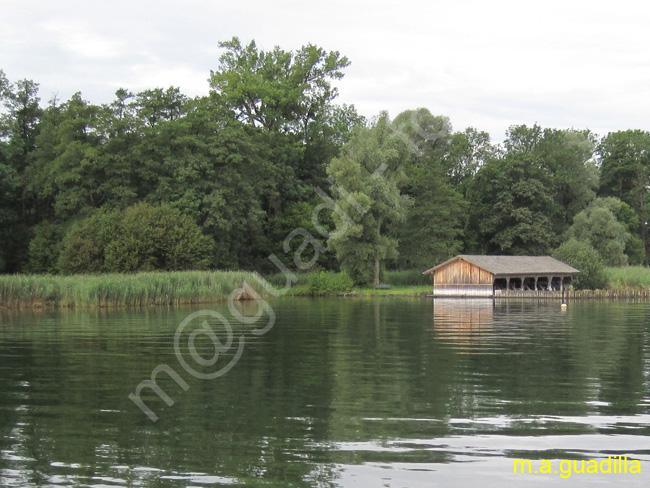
[0,271,267,308]
[605,266,650,290]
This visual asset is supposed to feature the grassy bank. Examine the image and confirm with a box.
[0,271,267,308]
[267,269,431,297]
[351,285,431,297]
[281,284,431,297]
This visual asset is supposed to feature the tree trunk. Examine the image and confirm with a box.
[374,258,380,285]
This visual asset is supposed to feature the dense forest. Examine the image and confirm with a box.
[1,38,650,284]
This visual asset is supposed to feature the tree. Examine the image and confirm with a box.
[596,197,645,265]
[567,199,629,266]
[327,113,412,284]
[209,37,357,220]
[0,73,44,271]
[210,37,350,135]
[0,163,21,272]
[0,75,43,173]
[28,93,106,220]
[444,127,495,195]
[391,108,467,270]
[553,238,608,290]
[24,221,64,274]
[598,130,650,261]
[467,151,558,254]
[467,124,598,255]
[57,208,122,274]
[134,87,187,127]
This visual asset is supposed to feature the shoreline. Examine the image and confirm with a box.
[4,289,650,310]
[4,271,650,310]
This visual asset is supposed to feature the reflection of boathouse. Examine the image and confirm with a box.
[423,255,579,298]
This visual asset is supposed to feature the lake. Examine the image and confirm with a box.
[0,298,649,487]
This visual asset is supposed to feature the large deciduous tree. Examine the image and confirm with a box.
[392,108,468,270]
[598,130,650,262]
[567,198,630,266]
[327,113,411,284]
[209,37,350,134]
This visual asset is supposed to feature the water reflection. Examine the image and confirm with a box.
[0,299,648,487]
[432,298,494,350]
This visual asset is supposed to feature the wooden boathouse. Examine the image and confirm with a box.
[423,255,579,298]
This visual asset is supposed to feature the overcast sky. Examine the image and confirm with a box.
[2,0,649,141]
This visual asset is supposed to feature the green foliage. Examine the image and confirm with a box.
[104,203,215,272]
[307,271,354,295]
[468,151,558,254]
[4,50,650,280]
[210,37,350,134]
[327,113,412,284]
[567,199,629,266]
[468,125,598,255]
[0,42,355,274]
[394,108,468,270]
[598,130,650,262]
[0,162,22,272]
[58,208,121,274]
[262,200,335,270]
[444,127,495,194]
[587,197,644,265]
[24,221,64,274]
[58,203,215,274]
[553,238,608,290]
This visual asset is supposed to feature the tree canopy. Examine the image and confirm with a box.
[1,41,650,282]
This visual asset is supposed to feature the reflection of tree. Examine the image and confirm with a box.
[566,302,648,415]
[0,299,648,486]
[0,303,341,487]
[327,299,453,442]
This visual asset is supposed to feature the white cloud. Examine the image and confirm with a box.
[41,19,128,59]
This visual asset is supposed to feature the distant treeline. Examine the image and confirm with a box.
[1,37,649,284]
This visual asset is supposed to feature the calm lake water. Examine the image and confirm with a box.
[0,298,649,487]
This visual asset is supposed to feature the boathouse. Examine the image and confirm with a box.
[423,255,579,297]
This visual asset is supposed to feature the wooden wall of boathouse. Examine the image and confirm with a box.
[432,259,494,297]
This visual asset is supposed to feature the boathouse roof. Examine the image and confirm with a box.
[423,255,579,276]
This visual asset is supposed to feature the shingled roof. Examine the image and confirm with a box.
[423,255,579,276]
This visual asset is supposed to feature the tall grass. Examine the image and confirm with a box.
[0,271,267,308]
[605,266,650,290]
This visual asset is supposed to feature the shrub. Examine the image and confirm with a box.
[553,238,608,290]
[103,203,215,272]
[57,208,121,274]
[58,203,215,274]
[308,271,354,295]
